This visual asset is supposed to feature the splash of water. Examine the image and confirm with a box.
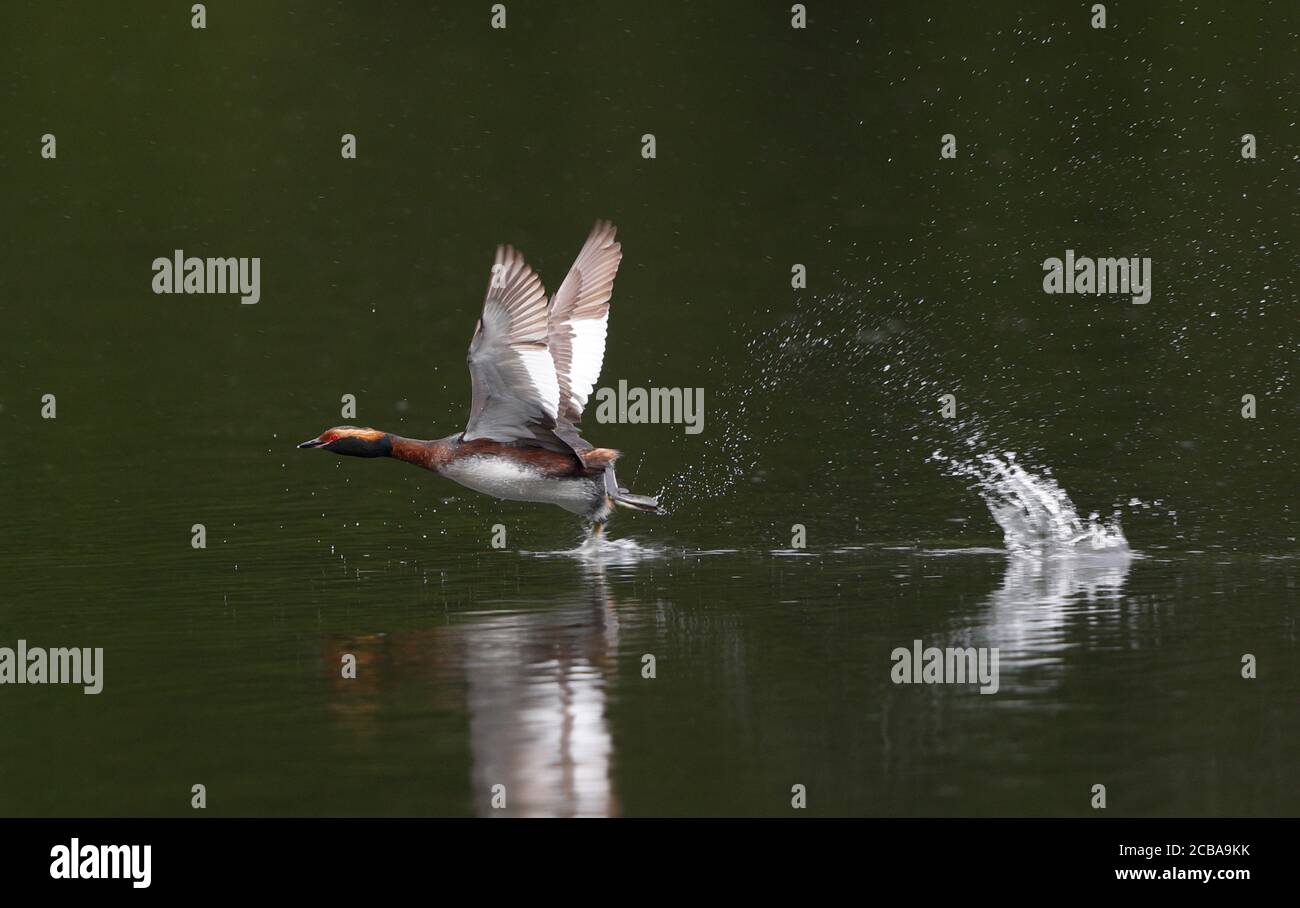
[522,534,666,564]
[932,448,1129,557]
[658,288,1139,557]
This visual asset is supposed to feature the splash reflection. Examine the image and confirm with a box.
[979,551,1135,689]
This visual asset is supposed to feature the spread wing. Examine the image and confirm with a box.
[547,221,622,425]
[462,245,564,448]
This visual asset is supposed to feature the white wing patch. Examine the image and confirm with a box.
[514,345,561,420]
[559,316,608,417]
[548,221,622,424]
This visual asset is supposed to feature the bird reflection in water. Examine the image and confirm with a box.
[464,563,620,817]
[323,562,622,817]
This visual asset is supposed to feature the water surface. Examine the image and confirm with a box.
[1,0,1296,816]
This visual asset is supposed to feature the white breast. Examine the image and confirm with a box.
[441,456,600,515]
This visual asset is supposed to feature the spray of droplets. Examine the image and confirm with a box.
[658,283,998,510]
[657,283,1133,556]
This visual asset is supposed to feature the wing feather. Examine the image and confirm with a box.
[547,221,622,424]
[462,245,563,447]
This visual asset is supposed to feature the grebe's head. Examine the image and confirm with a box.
[297,426,393,458]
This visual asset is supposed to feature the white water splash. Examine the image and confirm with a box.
[934,449,1130,557]
[522,534,665,565]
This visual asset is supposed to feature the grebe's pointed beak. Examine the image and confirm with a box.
[298,437,326,449]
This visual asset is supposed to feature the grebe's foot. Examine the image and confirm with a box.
[582,520,611,548]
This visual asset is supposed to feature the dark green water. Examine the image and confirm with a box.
[1,1,1296,816]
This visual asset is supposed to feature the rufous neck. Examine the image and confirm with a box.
[388,435,453,471]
